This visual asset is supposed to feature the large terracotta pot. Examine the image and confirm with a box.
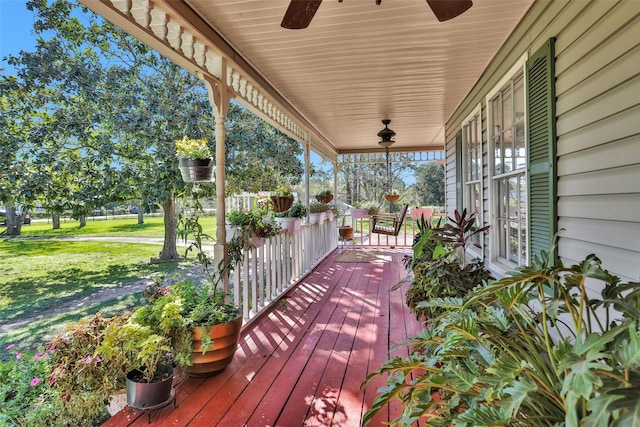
[270,195,294,213]
[178,158,214,183]
[186,315,243,377]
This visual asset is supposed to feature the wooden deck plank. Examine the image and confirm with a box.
[278,261,370,426]
[329,259,385,425]
[102,248,419,427]
[243,270,353,425]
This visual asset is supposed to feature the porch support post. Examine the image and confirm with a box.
[201,63,231,295]
[304,142,310,216]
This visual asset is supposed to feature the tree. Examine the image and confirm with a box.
[2,0,304,252]
[413,162,445,206]
[224,103,304,194]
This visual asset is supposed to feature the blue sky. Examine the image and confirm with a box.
[0,1,38,64]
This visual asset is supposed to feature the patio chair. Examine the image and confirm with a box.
[371,204,409,236]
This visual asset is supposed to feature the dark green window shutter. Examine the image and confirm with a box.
[455,130,463,212]
[526,38,557,262]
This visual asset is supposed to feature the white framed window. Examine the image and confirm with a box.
[487,55,528,270]
[461,105,483,254]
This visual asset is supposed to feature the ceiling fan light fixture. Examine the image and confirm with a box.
[378,119,396,148]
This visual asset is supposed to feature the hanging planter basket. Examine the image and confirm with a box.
[385,194,400,203]
[270,195,294,213]
[315,194,333,204]
[179,158,214,183]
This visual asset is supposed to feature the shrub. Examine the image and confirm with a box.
[364,253,640,426]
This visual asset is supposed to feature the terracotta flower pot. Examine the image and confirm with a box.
[338,226,354,240]
[178,158,214,183]
[270,195,294,212]
[186,315,243,377]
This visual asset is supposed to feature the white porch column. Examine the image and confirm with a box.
[304,142,310,215]
[201,65,231,294]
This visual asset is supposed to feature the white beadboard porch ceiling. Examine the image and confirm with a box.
[182,0,532,155]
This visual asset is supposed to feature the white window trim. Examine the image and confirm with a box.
[461,103,483,261]
[485,53,528,277]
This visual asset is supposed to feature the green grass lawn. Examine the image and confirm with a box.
[19,215,218,238]
[0,215,217,359]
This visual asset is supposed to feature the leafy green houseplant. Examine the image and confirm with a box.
[308,200,331,224]
[364,253,640,426]
[405,208,491,319]
[275,200,307,234]
[361,201,380,216]
[137,215,243,377]
[98,314,174,410]
[279,200,308,218]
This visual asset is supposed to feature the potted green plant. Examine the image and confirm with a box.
[135,215,243,377]
[226,204,280,248]
[275,200,307,234]
[405,209,491,319]
[315,189,333,204]
[99,319,174,410]
[363,252,640,426]
[226,208,250,242]
[308,200,331,224]
[175,136,214,182]
[270,185,294,213]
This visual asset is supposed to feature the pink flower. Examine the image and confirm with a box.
[30,378,40,386]
[15,352,22,360]
[6,344,15,350]
[34,352,44,360]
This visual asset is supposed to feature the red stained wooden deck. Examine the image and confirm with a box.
[103,248,421,427]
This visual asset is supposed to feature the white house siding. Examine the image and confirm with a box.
[445,0,640,282]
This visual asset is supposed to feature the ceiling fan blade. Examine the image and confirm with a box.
[281,0,323,29]
[426,0,473,22]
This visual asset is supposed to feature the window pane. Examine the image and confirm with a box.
[502,87,513,129]
[502,129,513,173]
[514,76,524,122]
[515,122,526,170]
[509,221,519,263]
[491,69,527,267]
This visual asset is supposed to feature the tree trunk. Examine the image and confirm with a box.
[4,204,23,236]
[137,210,144,224]
[52,213,61,229]
[156,190,180,262]
[79,215,86,227]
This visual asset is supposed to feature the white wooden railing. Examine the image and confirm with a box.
[231,217,337,323]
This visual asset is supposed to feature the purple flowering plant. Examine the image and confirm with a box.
[0,344,54,422]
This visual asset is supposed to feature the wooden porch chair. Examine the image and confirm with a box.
[371,204,409,236]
